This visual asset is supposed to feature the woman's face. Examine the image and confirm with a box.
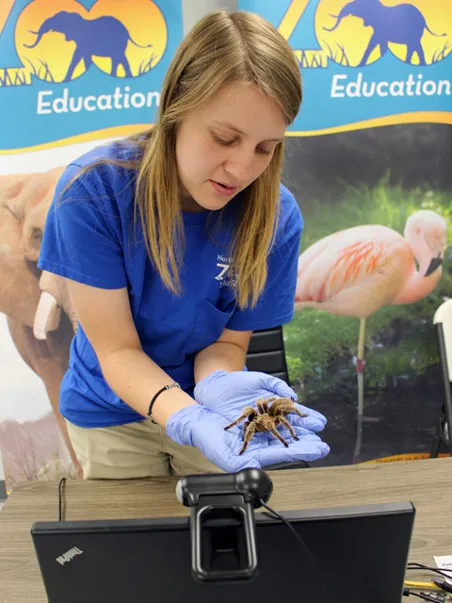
[175,82,287,213]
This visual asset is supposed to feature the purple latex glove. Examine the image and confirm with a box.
[166,404,330,472]
[194,370,327,434]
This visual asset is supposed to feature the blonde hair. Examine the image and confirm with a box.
[70,9,302,308]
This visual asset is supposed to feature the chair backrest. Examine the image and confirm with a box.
[432,299,452,453]
[245,326,290,384]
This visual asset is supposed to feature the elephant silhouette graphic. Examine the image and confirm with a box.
[323,0,446,66]
[24,11,153,81]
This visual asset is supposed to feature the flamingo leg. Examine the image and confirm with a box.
[353,316,366,462]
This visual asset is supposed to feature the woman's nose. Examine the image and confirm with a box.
[224,148,256,184]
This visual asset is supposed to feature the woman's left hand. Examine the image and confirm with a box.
[193,369,327,434]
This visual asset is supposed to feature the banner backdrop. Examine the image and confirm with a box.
[0,0,183,153]
[240,0,452,466]
[0,0,183,492]
[240,0,451,135]
[1,0,451,492]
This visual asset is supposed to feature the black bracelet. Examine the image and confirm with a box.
[147,382,181,422]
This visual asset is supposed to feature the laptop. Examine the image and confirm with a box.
[31,500,415,603]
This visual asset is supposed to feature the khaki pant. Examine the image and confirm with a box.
[66,418,222,479]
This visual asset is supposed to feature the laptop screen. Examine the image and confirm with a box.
[31,500,414,603]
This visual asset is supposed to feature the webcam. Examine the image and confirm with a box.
[176,467,273,509]
[175,468,274,584]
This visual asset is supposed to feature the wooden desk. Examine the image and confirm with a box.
[1,457,451,603]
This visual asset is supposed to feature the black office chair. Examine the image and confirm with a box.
[431,300,452,458]
[246,326,290,383]
[245,326,309,470]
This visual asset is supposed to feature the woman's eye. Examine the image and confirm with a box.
[213,133,272,155]
[214,135,234,146]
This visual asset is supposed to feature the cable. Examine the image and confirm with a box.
[259,498,330,603]
[406,563,452,599]
[434,580,452,595]
[58,477,66,522]
[405,581,440,590]
[403,590,447,602]
[407,564,452,580]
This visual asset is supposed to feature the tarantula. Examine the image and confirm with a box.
[224,396,307,455]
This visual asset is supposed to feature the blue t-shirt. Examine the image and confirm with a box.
[38,140,303,428]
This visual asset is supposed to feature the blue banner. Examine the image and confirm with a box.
[0,0,183,153]
[238,0,452,134]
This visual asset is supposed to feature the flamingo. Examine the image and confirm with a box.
[294,209,448,461]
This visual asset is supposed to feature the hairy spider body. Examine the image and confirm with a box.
[224,396,307,455]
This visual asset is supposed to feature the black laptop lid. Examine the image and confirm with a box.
[31,501,415,603]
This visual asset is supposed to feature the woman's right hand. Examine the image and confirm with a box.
[194,369,327,433]
[165,404,330,473]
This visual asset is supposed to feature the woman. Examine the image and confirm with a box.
[38,9,330,479]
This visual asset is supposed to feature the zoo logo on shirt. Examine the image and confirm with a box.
[215,254,237,289]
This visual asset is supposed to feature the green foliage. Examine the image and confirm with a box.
[285,176,452,394]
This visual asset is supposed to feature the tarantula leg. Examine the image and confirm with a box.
[224,406,256,431]
[239,422,257,455]
[268,426,289,448]
[293,407,308,418]
[256,398,268,414]
[278,416,299,441]
[263,396,278,408]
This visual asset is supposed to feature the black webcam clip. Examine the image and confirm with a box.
[176,468,273,583]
